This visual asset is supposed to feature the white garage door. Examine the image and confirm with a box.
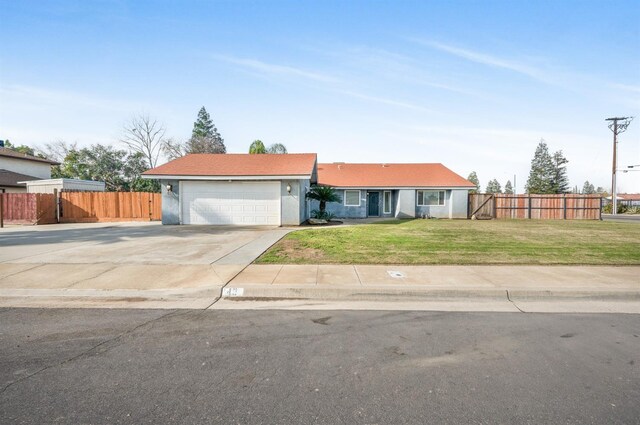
[181,181,281,225]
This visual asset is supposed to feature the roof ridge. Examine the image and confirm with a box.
[318,162,443,165]
[0,147,60,165]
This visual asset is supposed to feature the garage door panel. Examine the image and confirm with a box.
[182,181,281,225]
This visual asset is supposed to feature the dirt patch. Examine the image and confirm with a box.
[270,238,327,262]
[299,220,344,227]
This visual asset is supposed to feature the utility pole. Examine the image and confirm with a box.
[606,117,633,214]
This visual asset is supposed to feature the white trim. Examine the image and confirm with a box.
[383,190,392,214]
[142,174,311,181]
[417,190,446,206]
[344,189,361,206]
[178,180,183,224]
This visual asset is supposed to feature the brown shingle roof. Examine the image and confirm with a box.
[317,163,475,188]
[0,169,41,188]
[143,153,317,177]
[0,148,59,165]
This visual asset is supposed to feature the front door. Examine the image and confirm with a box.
[368,192,380,216]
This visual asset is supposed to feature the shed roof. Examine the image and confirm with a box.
[317,163,475,188]
[143,153,318,177]
[0,169,41,188]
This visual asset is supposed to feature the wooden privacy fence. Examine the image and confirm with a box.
[59,192,162,223]
[0,193,57,225]
[469,194,602,220]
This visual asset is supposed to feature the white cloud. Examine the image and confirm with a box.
[211,54,338,83]
[0,84,143,112]
[339,90,433,113]
[609,83,640,94]
[412,39,552,83]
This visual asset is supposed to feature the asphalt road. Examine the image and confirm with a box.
[1,308,638,424]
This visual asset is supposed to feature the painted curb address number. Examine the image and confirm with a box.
[222,287,244,297]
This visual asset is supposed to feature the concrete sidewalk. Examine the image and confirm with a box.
[0,224,293,309]
[224,264,640,302]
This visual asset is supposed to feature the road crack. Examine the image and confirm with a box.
[0,309,182,396]
[506,290,526,313]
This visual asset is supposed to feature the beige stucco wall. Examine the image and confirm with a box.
[0,157,51,179]
[0,186,27,193]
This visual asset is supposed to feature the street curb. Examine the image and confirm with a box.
[221,285,640,302]
[508,289,640,301]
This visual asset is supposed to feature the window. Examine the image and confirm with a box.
[383,191,392,214]
[417,190,445,206]
[344,190,361,206]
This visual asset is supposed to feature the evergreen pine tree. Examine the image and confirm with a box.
[485,179,502,194]
[525,140,554,193]
[467,171,480,193]
[504,180,514,194]
[192,107,214,138]
[186,107,226,153]
[551,150,570,193]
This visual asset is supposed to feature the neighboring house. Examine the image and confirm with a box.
[617,193,640,207]
[313,163,475,219]
[142,153,318,225]
[0,147,60,193]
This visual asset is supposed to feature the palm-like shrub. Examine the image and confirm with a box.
[306,185,340,217]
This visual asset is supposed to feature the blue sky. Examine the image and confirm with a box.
[1,0,639,192]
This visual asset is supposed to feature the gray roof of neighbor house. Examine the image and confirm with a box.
[0,169,41,188]
[0,148,60,165]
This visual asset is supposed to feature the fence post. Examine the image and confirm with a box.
[528,195,532,219]
[53,189,59,223]
[563,194,567,220]
[493,194,497,219]
[599,196,603,220]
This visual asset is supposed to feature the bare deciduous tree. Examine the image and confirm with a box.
[40,140,78,162]
[121,114,166,169]
[162,138,186,161]
[267,143,288,154]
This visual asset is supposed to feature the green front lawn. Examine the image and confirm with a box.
[257,219,640,265]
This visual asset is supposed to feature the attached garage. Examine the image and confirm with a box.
[142,153,318,226]
[181,181,281,225]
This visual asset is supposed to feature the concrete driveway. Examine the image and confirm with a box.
[0,222,292,308]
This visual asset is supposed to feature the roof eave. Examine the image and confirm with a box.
[141,174,314,180]
[320,185,477,189]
